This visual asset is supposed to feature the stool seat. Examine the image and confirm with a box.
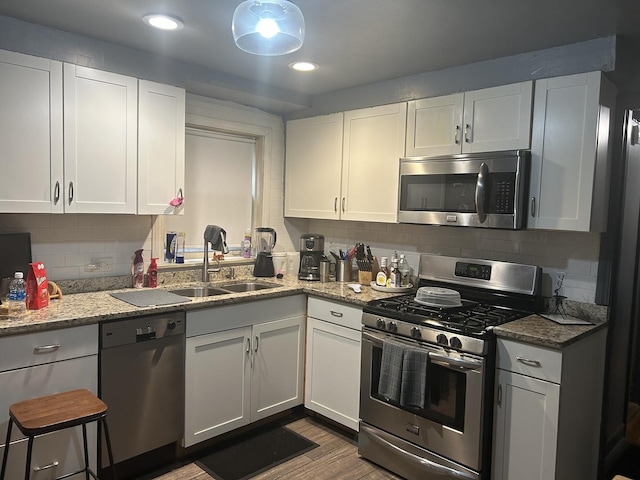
[10,389,107,436]
[1,388,116,480]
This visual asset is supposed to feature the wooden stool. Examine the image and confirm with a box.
[0,389,116,480]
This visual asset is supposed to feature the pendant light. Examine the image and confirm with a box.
[232,1,305,56]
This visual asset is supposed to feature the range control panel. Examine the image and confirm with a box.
[455,262,492,280]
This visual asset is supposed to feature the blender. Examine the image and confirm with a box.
[252,227,277,277]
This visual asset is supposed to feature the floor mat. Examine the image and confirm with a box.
[195,425,318,480]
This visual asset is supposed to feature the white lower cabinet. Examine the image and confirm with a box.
[184,296,306,447]
[305,297,362,431]
[492,329,606,480]
[0,325,99,480]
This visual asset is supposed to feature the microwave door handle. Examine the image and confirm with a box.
[475,162,489,223]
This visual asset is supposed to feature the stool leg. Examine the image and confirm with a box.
[0,418,13,480]
[82,423,90,480]
[24,436,34,480]
[101,418,117,480]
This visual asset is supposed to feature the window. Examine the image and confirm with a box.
[164,128,255,262]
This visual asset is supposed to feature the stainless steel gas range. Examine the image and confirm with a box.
[358,254,543,480]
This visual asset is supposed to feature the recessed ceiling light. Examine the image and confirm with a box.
[289,61,318,72]
[143,14,184,31]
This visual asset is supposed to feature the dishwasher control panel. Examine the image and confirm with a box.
[100,311,185,349]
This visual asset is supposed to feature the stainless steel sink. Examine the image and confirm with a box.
[218,282,279,293]
[169,287,230,297]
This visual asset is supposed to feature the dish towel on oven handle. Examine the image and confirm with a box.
[400,347,429,409]
[378,339,405,402]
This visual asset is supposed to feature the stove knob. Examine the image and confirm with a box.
[450,337,463,350]
[376,318,386,329]
[436,333,449,346]
[387,321,398,333]
[410,327,421,339]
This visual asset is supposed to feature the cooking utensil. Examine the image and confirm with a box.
[366,245,373,261]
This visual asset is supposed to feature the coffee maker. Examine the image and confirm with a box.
[253,227,277,277]
[298,234,324,281]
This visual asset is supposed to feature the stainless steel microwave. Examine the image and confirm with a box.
[398,150,530,229]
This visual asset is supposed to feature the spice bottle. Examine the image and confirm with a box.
[388,257,401,288]
[376,257,389,287]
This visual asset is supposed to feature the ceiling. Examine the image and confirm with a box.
[1,0,638,110]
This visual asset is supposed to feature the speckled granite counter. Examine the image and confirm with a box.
[493,314,607,349]
[0,266,607,349]
[0,273,400,338]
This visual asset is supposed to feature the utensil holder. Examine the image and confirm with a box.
[336,260,352,282]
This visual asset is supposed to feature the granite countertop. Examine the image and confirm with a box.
[0,269,608,349]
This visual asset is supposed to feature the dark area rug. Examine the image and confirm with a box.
[194,425,319,480]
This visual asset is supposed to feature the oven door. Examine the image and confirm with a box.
[397,150,529,229]
[359,327,487,474]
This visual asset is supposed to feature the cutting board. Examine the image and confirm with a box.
[110,290,191,307]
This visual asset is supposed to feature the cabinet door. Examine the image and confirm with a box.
[406,94,464,157]
[493,369,560,480]
[342,103,407,222]
[137,80,186,215]
[0,49,63,213]
[63,64,138,213]
[251,316,305,421]
[285,113,343,219]
[529,72,611,231]
[462,81,532,153]
[184,327,251,447]
[0,355,98,479]
[305,317,361,430]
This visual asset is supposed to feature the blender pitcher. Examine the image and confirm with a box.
[252,228,277,277]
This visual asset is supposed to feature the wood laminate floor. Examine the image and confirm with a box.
[145,417,403,480]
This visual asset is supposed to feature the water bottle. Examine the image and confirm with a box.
[7,272,26,315]
[398,254,411,287]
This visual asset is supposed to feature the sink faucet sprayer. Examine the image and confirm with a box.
[202,225,230,282]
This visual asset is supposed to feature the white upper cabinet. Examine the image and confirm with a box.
[285,103,406,223]
[64,64,138,214]
[137,80,186,215]
[342,103,407,223]
[285,113,343,219]
[406,81,533,157]
[0,49,63,213]
[528,72,615,231]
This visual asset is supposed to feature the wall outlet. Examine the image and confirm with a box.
[84,256,114,273]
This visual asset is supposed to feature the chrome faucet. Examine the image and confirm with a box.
[202,240,221,282]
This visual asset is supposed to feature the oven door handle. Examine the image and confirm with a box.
[475,162,489,224]
[429,352,483,371]
[366,426,477,479]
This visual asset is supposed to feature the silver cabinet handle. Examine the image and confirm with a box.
[454,125,461,145]
[254,335,259,352]
[516,356,542,367]
[68,181,74,205]
[530,197,536,217]
[33,461,59,472]
[33,344,60,354]
[330,310,343,317]
[475,162,489,223]
[464,123,471,143]
[497,384,502,407]
[54,181,60,204]
[334,197,338,213]
[341,197,346,213]
[246,338,250,353]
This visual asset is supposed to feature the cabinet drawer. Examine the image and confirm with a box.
[497,339,562,383]
[0,324,98,372]
[307,297,362,330]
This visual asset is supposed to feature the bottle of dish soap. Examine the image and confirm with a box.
[132,249,145,289]
[147,257,158,288]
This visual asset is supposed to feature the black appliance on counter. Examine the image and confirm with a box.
[359,254,543,480]
[0,232,32,281]
[253,227,277,277]
[298,234,324,281]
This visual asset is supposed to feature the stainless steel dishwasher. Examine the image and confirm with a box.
[99,311,185,470]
